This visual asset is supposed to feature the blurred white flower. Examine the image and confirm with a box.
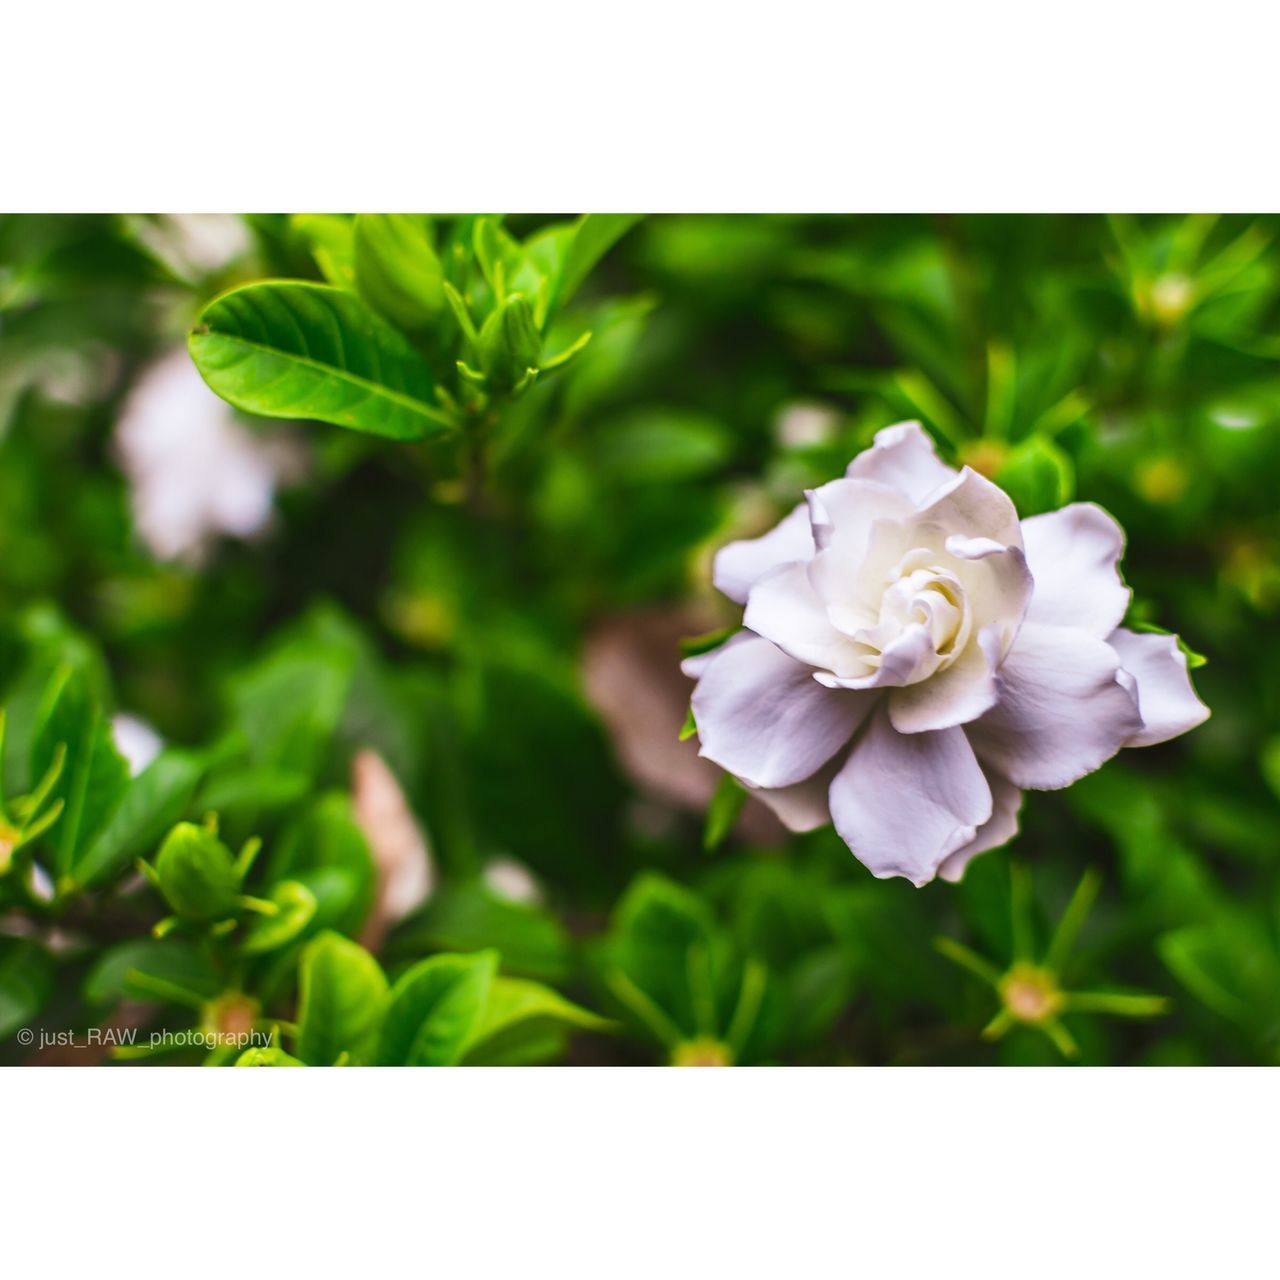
[483,856,542,905]
[352,749,434,950]
[126,214,253,280]
[115,349,304,562]
[685,422,1209,886]
[774,400,839,450]
[111,713,163,776]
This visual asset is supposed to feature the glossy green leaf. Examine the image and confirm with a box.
[83,937,218,1007]
[30,665,130,880]
[391,883,571,982]
[551,214,643,316]
[462,976,611,1065]
[189,281,450,440]
[295,931,388,1066]
[354,214,444,331]
[72,749,204,890]
[290,214,356,288]
[703,772,747,852]
[377,950,496,1066]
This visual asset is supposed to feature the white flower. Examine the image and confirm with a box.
[115,349,304,562]
[685,422,1209,886]
[111,713,163,776]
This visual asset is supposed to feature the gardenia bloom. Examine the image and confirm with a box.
[685,422,1209,886]
[115,349,304,562]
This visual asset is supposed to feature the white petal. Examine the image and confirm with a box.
[713,503,814,604]
[845,421,957,506]
[750,758,839,833]
[691,635,876,789]
[966,623,1144,790]
[828,708,993,886]
[888,627,1002,734]
[1108,627,1210,747]
[743,562,863,675]
[909,466,1024,551]
[812,623,937,691]
[937,769,1023,882]
[805,476,914,554]
[943,539,1034,655]
[1021,503,1131,637]
[680,631,749,680]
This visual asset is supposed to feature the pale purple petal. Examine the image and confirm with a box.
[887,627,1002,734]
[713,503,814,604]
[1108,627,1210,747]
[937,769,1023,882]
[829,708,993,886]
[1021,503,1130,637]
[750,758,840,833]
[691,635,876,789]
[845,421,957,506]
[743,562,864,675]
[909,466,1024,552]
[966,623,1143,790]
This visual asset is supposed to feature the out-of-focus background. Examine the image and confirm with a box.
[1,213,1277,1065]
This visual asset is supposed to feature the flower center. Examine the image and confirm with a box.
[839,548,973,681]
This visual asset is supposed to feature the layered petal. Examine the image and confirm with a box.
[1021,503,1130,637]
[749,756,841,833]
[845,420,957,506]
[829,708,993,886]
[744,561,866,676]
[887,626,1002,734]
[966,623,1143,790]
[908,466,1024,553]
[713,502,814,604]
[937,769,1022,882]
[691,635,875,789]
[1108,627,1210,747]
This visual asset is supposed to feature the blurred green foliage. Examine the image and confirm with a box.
[1,213,1277,1065]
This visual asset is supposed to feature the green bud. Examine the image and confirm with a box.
[153,822,242,920]
[477,294,541,391]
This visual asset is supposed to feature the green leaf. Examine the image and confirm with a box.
[391,882,571,982]
[31,665,130,880]
[290,214,355,288]
[83,937,218,1007]
[72,749,204,890]
[995,434,1075,516]
[551,214,642,317]
[608,874,719,1039]
[354,214,445,331]
[679,705,697,742]
[241,880,318,956]
[189,281,451,441]
[296,931,388,1066]
[462,976,611,1065]
[0,937,54,1041]
[703,772,747,852]
[377,950,497,1066]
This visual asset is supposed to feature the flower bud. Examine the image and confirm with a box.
[478,294,541,391]
[154,822,241,920]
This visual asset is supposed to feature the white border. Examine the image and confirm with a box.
[5,2,1279,211]
[4,1066,1274,1275]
